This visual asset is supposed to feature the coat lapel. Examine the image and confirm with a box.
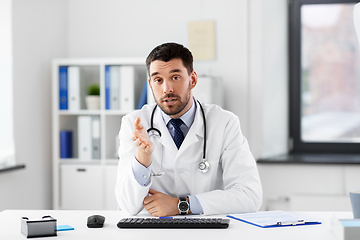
[177,100,204,156]
[151,100,205,157]
[152,107,178,154]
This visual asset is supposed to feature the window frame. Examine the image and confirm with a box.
[289,0,360,154]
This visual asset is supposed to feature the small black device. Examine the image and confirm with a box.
[117,217,230,229]
[87,215,105,228]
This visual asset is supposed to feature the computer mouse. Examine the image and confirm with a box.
[87,215,105,228]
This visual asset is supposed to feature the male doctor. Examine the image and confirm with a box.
[115,42,262,217]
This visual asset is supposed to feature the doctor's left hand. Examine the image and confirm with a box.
[143,189,179,217]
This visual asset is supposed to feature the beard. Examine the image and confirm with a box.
[153,83,192,117]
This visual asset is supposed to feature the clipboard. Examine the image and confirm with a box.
[226,211,321,228]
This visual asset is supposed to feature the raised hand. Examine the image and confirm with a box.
[131,117,154,167]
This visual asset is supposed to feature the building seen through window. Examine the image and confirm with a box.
[300,3,360,143]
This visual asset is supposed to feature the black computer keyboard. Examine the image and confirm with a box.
[117,217,230,229]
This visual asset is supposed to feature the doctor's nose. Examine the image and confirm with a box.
[163,81,174,94]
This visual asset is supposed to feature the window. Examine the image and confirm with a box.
[289,0,360,154]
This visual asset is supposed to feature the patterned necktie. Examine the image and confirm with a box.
[170,118,185,149]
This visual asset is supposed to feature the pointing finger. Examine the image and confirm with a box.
[134,117,144,130]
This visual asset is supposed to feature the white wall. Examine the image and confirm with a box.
[258,163,360,211]
[67,0,250,136]
[0,0,67,211]
[0,0,16,167]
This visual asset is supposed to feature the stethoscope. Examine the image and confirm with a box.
[147,100,209,176]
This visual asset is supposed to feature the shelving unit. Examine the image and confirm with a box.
[52,58,148,210]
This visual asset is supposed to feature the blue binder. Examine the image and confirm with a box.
[59,66,68,110]
[105,65,111,110]
[60,130,72,158]
[137,80,148,109]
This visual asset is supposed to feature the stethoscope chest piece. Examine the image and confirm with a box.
[198,160,210,173]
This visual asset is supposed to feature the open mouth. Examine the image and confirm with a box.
[163,98,177,105]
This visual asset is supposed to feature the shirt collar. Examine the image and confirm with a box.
[161,97,197,127]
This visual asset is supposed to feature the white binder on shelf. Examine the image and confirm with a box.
[147,81,155,105]
[119,66,135,111]
[68,66,80,111]
[110,66,120,110]
[78,116,92,161]
[91,116,101,159]
[115,134,120,159]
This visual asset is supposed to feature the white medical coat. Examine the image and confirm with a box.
[115,101,262,215]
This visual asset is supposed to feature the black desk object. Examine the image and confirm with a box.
[117,218,230,229]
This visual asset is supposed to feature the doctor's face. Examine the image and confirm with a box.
[148,58,197,119]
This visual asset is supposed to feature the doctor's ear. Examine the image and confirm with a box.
[148,78,153,90]
[190,71,197,90]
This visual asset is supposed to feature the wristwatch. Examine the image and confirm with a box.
[177,197,189,215]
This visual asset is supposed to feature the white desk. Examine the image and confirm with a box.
[0,210,352,240]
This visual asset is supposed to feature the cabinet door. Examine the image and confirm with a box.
[105,165,119,210]
[60,165,103,210]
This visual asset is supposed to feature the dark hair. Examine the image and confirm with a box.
[146,42,194,76]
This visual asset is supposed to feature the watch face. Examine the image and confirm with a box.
[179,201,189,211]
